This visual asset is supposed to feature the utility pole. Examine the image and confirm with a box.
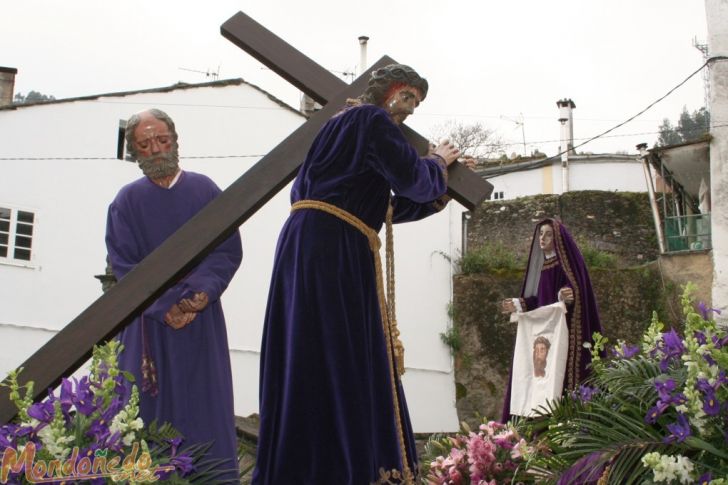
[705,0,728,323]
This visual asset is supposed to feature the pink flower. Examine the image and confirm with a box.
[448,468,463,484]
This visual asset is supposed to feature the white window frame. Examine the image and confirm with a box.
[0,204,37,268]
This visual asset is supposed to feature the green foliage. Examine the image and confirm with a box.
[657,106,710,147]
[525,284,728,484]
[440,325,462,354]
[458,242,524,275]
[578,239,618,269]
[13,90,56,104]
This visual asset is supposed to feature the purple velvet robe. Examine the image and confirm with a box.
[252,104,448,485]
[105,171,242,481]
[501,218,602,421]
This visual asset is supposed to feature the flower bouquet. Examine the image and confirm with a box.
[527,283,728,484]
[0,340,227,484]
[423,419,535,484]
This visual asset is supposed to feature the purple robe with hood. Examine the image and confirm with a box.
[106,171,242,482]
[501,218,602,421]
[252,103,449,485]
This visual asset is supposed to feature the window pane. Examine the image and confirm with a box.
[16,223,33,236]
[17,211,34,223]
[14,248,31,261]
[0,234,6,245]
[0,207,9,220]
[0,246,6,257]
[15,235,32,249]
[0,221,8,232]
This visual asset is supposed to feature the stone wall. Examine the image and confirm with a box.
[451,264,681,427]
[451,190,695,427]
[466,191,658,266]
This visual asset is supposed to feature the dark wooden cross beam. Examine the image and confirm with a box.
[0,13,491,424]
[221,11,492,209]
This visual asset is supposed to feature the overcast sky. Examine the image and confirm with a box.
[2,0,710,156]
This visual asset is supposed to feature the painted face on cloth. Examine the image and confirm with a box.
[383,86,422,125]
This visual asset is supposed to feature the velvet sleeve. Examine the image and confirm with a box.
[105,201,188,324]
[366,110,448,204]
[176,230,242,305]
[390,193,450,223]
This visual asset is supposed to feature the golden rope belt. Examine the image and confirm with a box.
[290,199,414,484]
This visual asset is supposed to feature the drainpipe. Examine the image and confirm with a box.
[638,143,666,253]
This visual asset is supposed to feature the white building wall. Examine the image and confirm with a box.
[0,83,460,432]
[568,160,646,192]
[483,158,645,201]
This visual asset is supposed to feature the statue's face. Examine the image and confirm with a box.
[539,224,555,253]
[383,86,422,125]
[133,115,173,159]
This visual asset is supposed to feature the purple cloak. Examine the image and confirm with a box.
[252,104,449,485]
[105,171,242,481]
[501,218,602,421]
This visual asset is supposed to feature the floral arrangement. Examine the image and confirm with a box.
[527,283,728,484]
[424,284,727,484]
[423,419,534,484]
[0,340,218,484]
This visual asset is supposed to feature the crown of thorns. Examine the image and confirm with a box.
[359,64,428,105]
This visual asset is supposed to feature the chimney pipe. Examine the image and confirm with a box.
[358,36,369,77]
[556,98,576,156]
[0,66,18,106]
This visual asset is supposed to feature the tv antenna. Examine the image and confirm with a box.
[178,65,220,80]
[693,36,710,111]
[500,113,527,157]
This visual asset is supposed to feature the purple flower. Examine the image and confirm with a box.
[171,453,195,476]
[86,417,112,442]
[645,401,669,424]
[27,401,55,424]
[611,342,640,359]
[664,413,691,444]
[655,330,685,371]
[698,473,712,485]
[712,334,728,350]
[694,330,708,345]
[702,388,720,416]
[73,376,97,415]
[168,437,183,456]
[697,301,721,321]
[579,385,599,402]
[654,379,676,401]
[0,423,32,450]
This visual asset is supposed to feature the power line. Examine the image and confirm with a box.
[526,59,724,162]
[0,155,267,161]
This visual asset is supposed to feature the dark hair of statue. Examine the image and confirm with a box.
[348,64,428,108]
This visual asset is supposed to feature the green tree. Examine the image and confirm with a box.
[13,90,56,104]
[656,106,710,147]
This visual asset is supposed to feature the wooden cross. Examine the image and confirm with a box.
[0,12,491,423]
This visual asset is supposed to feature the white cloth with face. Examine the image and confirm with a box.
[509,301,569,417]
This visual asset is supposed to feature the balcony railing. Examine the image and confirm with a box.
[664,213,711,253]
